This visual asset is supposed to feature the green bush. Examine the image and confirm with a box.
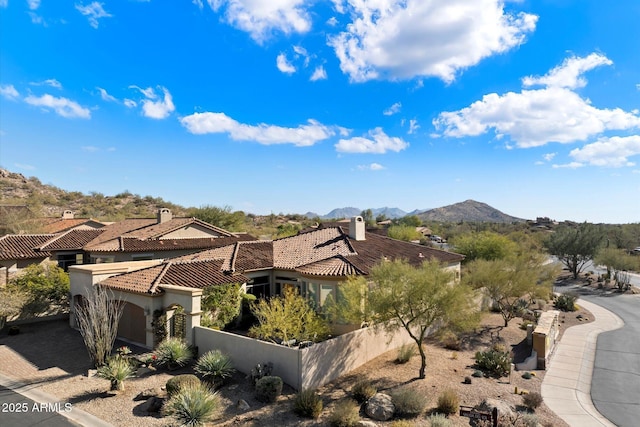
[155,337,192,369]
[293,389,323,419]
[436,389,459,415]
[255,376,283,403]
[96,356,135,391]
[195,350,235,385]
[474,346,511,377]
[166,374,201,397]
[520,413,540,427]
[472,369,484,378]
[427,413,452,427]
[250,362,273,386]
[396,344,416,364]
[391,388,425,418]
[521,371,532,380]
[163,382,220,426]
[328,399,360,427]
[554,293,577,312]
[522,392,543,411]
[351,379,377,403]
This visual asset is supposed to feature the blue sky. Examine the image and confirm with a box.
[1,1,639,223]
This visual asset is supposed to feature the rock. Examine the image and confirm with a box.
[134,388,161,401]
[237,399,250,412]
[357,421,378,427]
[136,367,152,377]
[476,398,515,419]
[142,396,164,413]
[365,393,395,421]
[86,369,97,378]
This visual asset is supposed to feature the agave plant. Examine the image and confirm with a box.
[164,382,220,426]
[154,337,192,370]
[97,356,135,391]
[194,350,235,386]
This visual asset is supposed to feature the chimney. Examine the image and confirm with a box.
[62,210,74,219]
[157,208,172,224]
[349,216,365,241]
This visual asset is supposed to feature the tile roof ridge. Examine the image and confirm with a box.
[337,227,358,255]
[34,231,69,250]
[228,241,240,273]
[149,262,172,294]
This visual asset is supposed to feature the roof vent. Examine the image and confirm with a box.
[349,216,365,241]
[62,210,74,219]
[157,208,172,224]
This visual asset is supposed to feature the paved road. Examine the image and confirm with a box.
[564,285,640,427]
[0,386,78,427]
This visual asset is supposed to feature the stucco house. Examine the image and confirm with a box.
[69,216,464,348]
[0,234,56,285]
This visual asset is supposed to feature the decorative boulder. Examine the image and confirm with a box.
[237,399,250,412]
[365,393,395,421]
[357,421,379,427]
[476,398,515,420]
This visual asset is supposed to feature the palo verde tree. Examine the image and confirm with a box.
[75,285,125,367]
[465,252,559,327]
[200,283,243,329]
[7,262,69,317]
[452,231,517,263]
[545,223,603,279]
[330,259,478,379]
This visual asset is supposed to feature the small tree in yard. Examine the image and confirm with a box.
[7,262,69,317]
[200,283,242,329]
[465,252,558,327]
[333,259,479,379]
[75,286,124,367]
[249,287,329,344]
[546,223,603,279]
[0,287,28,329]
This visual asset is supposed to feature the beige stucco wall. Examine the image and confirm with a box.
[161,224,225,239]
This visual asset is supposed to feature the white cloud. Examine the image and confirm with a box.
[0,84,20,100]
[329,0,537,82]
[81,146,100,152]
[383,102,401,116]
[310,66,327,81]
[193,0,203,9]
[433,53,640,148]
[326,16,338,26]
[552,162,584,169]
[27,0,40,10]
[206,0,311,44]
[0,0,7,8]
[96,87,117,102]
[24,94,91,119]
[543,153,557,161]
[358,163,385,171]
[522,53,612,89]
[180,112,335,147]
[136,86,175,119]
[276,53,296,74]
[75,2,112,29]
[569,136,640,167]
[335,128,408,153]
[408,119,419,134]
[15,163,36,171]
[124,98,137,108]
[31,79,63,89]
[331,0,345,14]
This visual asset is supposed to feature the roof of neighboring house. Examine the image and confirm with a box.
[99,259,248,295]
[38,229,105,251]
[0,234,55,260]
[39,218,106,234]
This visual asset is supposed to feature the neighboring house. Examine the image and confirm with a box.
[69,216,464,348]
[38,210,106,234]
[0,234,55,285]
[38,208,254,270]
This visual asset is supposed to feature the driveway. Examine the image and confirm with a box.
[0,385,79,427]
[563,284,640,427]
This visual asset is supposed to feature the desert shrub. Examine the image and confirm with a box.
[255,376,283,403]
[391,388,425,418]
[554,293,577,312]
[328,399,360,427]
[438,329,462,350]
[436,389,459,415]
[472,369,484,378]
[391,421,415,427]
[522,392,543,410]
[250,362,273,386]
[96,356,135,391]
[351,379,377,403]
[396,344,416,364]
[427,413,452,427]
[166,374,201,397]
[475,346,511,377]
[520,413,540,427]
[521,371,532,380]
[195,350,235,384]
[155,337,192,369]
[164,382,220,426]
[293,389,323,419]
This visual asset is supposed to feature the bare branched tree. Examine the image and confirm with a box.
[75,285,124,367]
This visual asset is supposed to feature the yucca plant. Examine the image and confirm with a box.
[195,350,235,386]
[155,337,192,370]
[97,356,135,391]
[164,382,220,426]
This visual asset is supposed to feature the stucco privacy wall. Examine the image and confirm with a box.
[194,323,423,390]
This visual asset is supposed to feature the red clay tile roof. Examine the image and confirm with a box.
[295,256,364,277]
[38,229,105,251]
[0,234,55,260]
[273,227,355,270]
[40,218,105,234]
[99,259,248,295]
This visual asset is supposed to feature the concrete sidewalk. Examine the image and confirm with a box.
[0,373,113,427]
[541,299,623,427]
